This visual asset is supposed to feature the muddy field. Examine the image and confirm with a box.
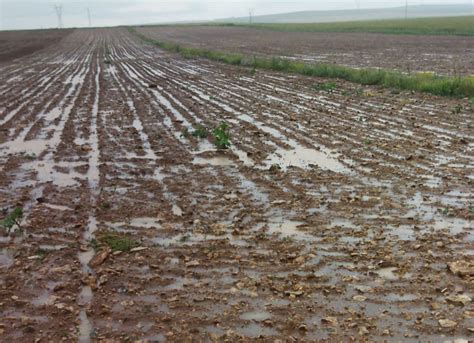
[0,29,72,63]
[0,27,473,342]
[136,25,474,76]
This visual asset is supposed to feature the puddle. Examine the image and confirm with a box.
[240,311,272,321]
[78,310,93,343]
[264,146,352,174]
[107,217,161,230]
[0,248,14,268]
[235,323,277,337]
[386,293,418,302]
[374,267,401,281]
[267,218,316,240]
[78,286,93,305]
[32,290,57,306]
[172,204,183,217]
[192,156,234,167]
[43,203,72,211]
[38,244,67,251]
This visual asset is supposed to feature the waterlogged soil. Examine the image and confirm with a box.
[0,27,473,342]
[136,25,474,76]
[0,29,73,63]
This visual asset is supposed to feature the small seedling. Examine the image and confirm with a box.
[98,233,139,252]
[181,128,190,138]
[24,153,36,160]
[179,234,190,242]
[212,122,231,149]
[363,138,373,146]
[1,207,23,232]
[269,163,281,173]
[438,207,450,216]
[34,248,48,259]
[313,82,337,93]
[452,104,463,114]
[192,125,208,139]
[89,238,99,250]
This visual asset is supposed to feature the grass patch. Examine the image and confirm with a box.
[215,16,474,36]
[314,81,337,92]
[127,27,474,98]
[98,233,139,252]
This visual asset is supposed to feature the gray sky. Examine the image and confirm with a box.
[0,0,470,30]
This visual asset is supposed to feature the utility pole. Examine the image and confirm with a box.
[355,0,361,10]
[54,4,63,29]
[405,0,408,19]
[87,8,91,27]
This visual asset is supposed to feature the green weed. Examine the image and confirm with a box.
[269,163,282,172]
[363,138,373,146]
[452,104,463,114]
[212,122,231,149]
[1,207,23,232]
[179,234,191,242]
[192,125,209,138]
[24,153,36,160]
[98,233,139,252]
[314,81,337,92]
[181,128,190,138]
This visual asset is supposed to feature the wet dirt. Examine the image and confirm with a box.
[136,25,474,76]
[0,27,473,342]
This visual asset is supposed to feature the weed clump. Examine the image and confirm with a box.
[192,125,209,138]
[212,122,231,149]
[1,207,23,232]
[98,233,139,252]
[314,82,337,92]
[452,104,463,114]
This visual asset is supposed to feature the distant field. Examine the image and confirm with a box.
[133,25,474,77]
[0,29,72,63]
[220,16,474,36]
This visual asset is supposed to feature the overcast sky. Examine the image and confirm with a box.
[0,0,470,30]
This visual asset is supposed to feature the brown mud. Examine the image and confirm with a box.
[0,28,473,342]
[136,25,474,76]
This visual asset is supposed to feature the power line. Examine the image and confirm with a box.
[355,0,361,10]
[248,8,253,24]
[54,4,63,29]
[87,8,91,27]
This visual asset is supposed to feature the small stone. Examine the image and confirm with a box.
[185,260,200,267]
[89,247,111,268]
[438,319,457,328]
[321,316,338,326]
[130,247,147,253]
[358,326,369,335]
[448,261,474,277]
[294,256,306,264]
[353,295,367,302]
[354,285,373,293]
[446,294,471,306]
